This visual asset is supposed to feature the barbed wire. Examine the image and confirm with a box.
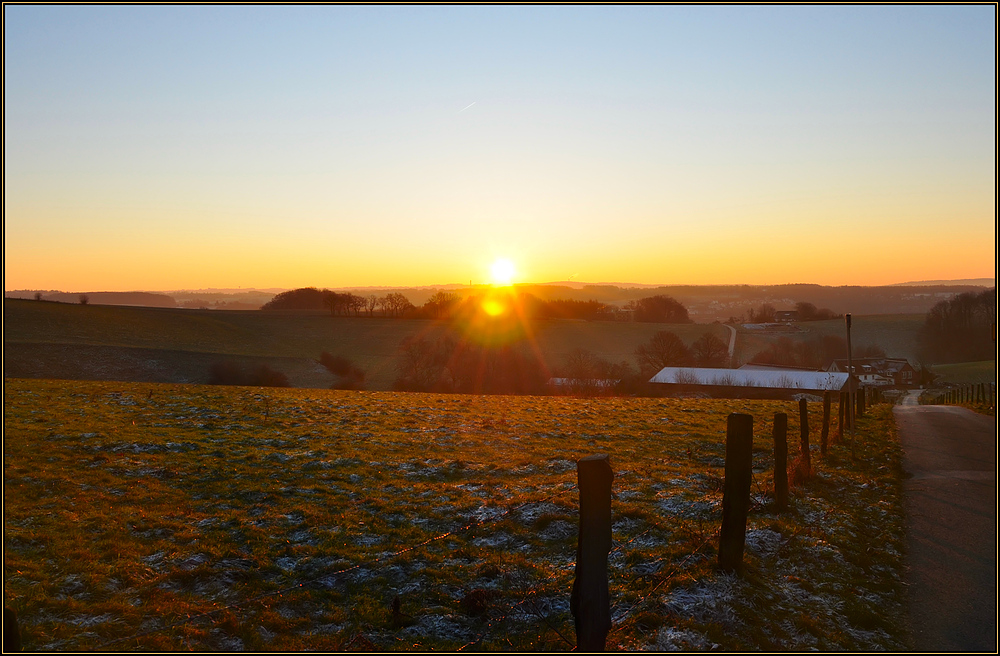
[93,486,574,650]
[608,526,720,635]
[456,562,577,651]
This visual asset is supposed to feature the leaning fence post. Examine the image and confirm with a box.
[571,454,613,652]
[719,413,753,573]
[821,392,831,455]
[773,413,788,512]
[799,399,811,474]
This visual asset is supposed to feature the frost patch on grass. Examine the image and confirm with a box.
[276,556,299,571]
[289,529,317,545]
[469,504,505,523]
[403,613,473,643]
[355,533,383,547]
[211,632,244,652]
[516,502,563,524]
[662,573,744,629]
[472,531,514,548]
[546,458,575,473]
[539,520,575,541]
[649,626,719,651]
[744,528,784,557]
[657,494,718,519]
[177,553,211,570]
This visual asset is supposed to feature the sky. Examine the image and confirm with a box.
[4,5,996,291]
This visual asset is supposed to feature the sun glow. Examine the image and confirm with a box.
[481,298,506,317]
[490,258,516,286]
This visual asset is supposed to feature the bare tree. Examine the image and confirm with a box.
[79,294,90,305]
[691,332,729,367]
[386,292,414,317]
[634,330,690,375]
[365,294,378,316]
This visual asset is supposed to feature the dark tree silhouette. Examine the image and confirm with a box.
[917,289,996,364]
[261,287,326,311]
[630,295,691,323]
[747,303,776,323]
[691,332,729,367]
[634,330,691,374]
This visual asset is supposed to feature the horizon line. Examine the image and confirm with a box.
[5,277,996,295]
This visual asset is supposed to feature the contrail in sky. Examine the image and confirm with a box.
[458,101,476,113]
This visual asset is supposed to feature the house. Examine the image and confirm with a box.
[826,358,917,388]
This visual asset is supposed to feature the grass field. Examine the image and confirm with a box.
[928,360,997,385]
[732,315,925,366]
[3,299,731,391]
[4,378,909,651]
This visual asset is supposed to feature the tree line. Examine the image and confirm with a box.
[917,288,996,364]
[261,288,415,316]
[261,287,693,323]
[732,301,841,324]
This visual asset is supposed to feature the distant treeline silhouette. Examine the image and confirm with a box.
[917,288,996,364]
[261,287,693,323]
[737,302,840,324]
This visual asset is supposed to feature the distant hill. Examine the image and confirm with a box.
[7,280,992,319]
[890,278,994,287]
[4,297,926,391]
[4,291,177,307]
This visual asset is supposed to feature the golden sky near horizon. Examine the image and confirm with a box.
[4,6,996,291]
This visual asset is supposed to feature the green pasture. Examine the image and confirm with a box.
[928,360,997,385]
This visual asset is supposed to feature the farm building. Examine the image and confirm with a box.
[738,363,821,372]
[826,358,917,387]
[648,367,849,399]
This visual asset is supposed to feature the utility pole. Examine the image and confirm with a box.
[846,313,855,455]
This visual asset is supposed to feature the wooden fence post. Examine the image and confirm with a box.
[838,392,845,439]
[571,454,613,652]
[719,413,753,573]
[821,392,831,455]
[856,388,865,418]
[773,413,788,512]
[799,399,811,474]
[4,607,20,653]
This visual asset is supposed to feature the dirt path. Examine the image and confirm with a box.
[894,391,997,651]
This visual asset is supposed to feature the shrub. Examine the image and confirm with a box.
[208,361,290,387]
[319,352,366,390]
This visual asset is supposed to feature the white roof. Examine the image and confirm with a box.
[547,377,619,388]
[649,367,849,391]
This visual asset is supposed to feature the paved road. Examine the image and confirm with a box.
[894,392,997,652]
[724,324,737,366]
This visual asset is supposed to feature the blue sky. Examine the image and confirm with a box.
[4,5,995,290]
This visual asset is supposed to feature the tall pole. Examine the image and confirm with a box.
[846,313,856,454]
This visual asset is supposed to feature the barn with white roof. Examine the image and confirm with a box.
[648,367,850,398]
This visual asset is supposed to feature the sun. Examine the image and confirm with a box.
[490,258,516,286]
